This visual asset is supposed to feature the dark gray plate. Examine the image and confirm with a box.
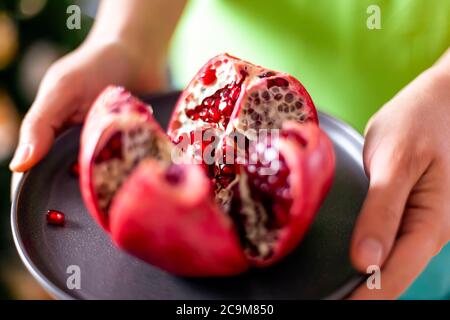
[11,92,368,300]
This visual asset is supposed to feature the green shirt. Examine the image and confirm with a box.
[170,0,450,299]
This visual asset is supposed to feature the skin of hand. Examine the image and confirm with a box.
[9,0,186,172]
[349,49,450,299]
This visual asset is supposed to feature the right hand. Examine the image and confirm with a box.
[9,38,167,172]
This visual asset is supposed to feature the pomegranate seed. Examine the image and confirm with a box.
[110,135,122,151]
[273,204,290,227]
[267,77,289,89]
[221,164,235,175]
[200,67,217,86]
[165,165,184,185]
[136,104,149,114]
[245,143,291,201]
[186,73,247,126]
[99,149,112,161]
[185,108,195,118]
[208,108,221,122]
[173,135,184,145]
[95,132,123,163]
[204,97,214,106]
[221,104,233,117]
[230,87,241,100]
[47,210,65,226]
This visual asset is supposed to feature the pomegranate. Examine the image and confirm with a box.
[47,210,65,226]
[79,54,335,277]
[79,86,173,229]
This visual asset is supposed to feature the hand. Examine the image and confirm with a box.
[9,0,186,173]
[349,61,450,299]
[9,39,166,172]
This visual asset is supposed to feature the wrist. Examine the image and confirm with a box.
[431,48,450,79]
[81,32,168,91]
[427,63,450,92]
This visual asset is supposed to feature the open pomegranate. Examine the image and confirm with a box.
[79,54,335,276]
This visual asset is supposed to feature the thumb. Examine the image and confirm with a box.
[9,110,56,172]
[350,146,422,272]
[9,61,82,172]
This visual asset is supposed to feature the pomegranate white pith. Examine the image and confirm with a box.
[92,123,171,213]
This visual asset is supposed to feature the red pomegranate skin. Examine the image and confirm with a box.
[109,162,250,276]
[79,86,167,230]
[249,122,335,267]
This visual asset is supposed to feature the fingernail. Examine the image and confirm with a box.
[357,237,383,267]
[9,144,32,170]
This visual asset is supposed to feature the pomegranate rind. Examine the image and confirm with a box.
[249,122,335,267]
[79,86,164,230]
[109,160,249,276]
[168,53,318,139]
[168,53,245,137]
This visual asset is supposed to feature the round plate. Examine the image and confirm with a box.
[11,92,368,300]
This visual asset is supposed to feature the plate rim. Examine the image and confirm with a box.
[11,109,366,300]
[11,168,75,300]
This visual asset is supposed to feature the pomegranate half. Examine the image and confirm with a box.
[79,54,335,276]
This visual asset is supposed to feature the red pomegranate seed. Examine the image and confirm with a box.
[273,204,290,227]
[165,165,184,185]
[95,132,123,163]
[135,104,149,114]
[230,87,241,100]
[240,70,249,78]
[200,67,217,86]
[47,210,65,226]
[99,149,112,161]
[186,69,249,126]
[208,108,221,122]
[267,77,289,89]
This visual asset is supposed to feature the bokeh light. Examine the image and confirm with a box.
[18,0,47,18]
[0,13,19,70]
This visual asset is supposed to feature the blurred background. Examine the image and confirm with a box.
[0,0,93,299]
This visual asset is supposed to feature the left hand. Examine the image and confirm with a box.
[349,58,450,299]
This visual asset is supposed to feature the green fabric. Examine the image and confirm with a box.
[170,0,449,132]
[169,0,450,299]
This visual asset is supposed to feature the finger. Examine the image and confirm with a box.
[9,110,56,172]
[351,148,420,272]
[349,221,439,299]
[10,87,76,173]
